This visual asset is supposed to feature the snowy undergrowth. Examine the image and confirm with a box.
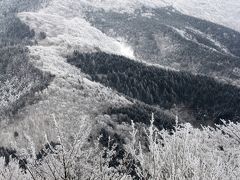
[128,117,240,179]
[0,116,239,180]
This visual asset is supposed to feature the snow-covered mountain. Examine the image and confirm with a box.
[22,0,239,32]
[164,0,240,33]
[0,0,240,153]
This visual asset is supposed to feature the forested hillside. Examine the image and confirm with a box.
[68,52,240,126]
[0,47,53,120]
[0,0,54,121]
[86,7,240,84]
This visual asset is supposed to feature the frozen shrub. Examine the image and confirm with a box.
[0,115,239,179]
[127,115,240,179]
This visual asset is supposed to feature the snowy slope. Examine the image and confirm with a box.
[18,13,135,59]
[168,0,240,33]
[80,0,240,32]
[16,0,240,33]
[0,0,135,149]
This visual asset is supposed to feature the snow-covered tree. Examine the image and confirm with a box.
[0,115,239,179]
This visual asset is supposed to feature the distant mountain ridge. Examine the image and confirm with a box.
[85,7,240,85]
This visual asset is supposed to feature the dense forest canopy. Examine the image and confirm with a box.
[68,52,240,125]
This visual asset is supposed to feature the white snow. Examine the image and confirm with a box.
[186,27,234,56]
[82,0,169,13]
[81,0,240,32]
[18,13,135,59]
[171,26,236,56]
[167,0,240,32]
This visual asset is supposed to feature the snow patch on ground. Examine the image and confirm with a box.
[171,26,236,56]
[186,27,233,55]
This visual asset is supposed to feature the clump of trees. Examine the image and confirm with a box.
[0,15,35,47]
[0,47,54,120]
[106,102,175,130]
[68,52,240,125]
[0,0,47,15]
[127,116,240,179]
[0,3,53,120]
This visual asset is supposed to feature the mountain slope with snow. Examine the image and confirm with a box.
[68,0,240,32]
[0,0,135,149]
[85,6,240,86]
[0,1,240,179]
[168,0,240,33]
[0,0,240,151]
